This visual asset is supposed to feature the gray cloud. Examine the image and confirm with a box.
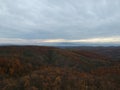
[0,0,120,45]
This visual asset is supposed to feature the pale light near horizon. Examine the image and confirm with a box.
[0,36,120,45]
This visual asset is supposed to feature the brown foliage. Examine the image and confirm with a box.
[0,46,120,90]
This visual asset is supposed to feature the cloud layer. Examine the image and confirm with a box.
[0,0,120,45]
[0,36,120,46]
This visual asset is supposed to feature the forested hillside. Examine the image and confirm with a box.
[0,46,120,90]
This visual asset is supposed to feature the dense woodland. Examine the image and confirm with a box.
[0,46,120,90]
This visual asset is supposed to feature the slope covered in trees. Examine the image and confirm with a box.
[0,46,120,90]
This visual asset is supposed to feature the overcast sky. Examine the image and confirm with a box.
[0,0,120,45]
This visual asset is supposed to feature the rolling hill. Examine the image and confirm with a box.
[0,46,120,90]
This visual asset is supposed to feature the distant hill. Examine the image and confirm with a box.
[62,46,120,62]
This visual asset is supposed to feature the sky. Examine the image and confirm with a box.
[0,0,120,46]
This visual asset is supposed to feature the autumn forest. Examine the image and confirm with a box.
[0,46,120,90]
